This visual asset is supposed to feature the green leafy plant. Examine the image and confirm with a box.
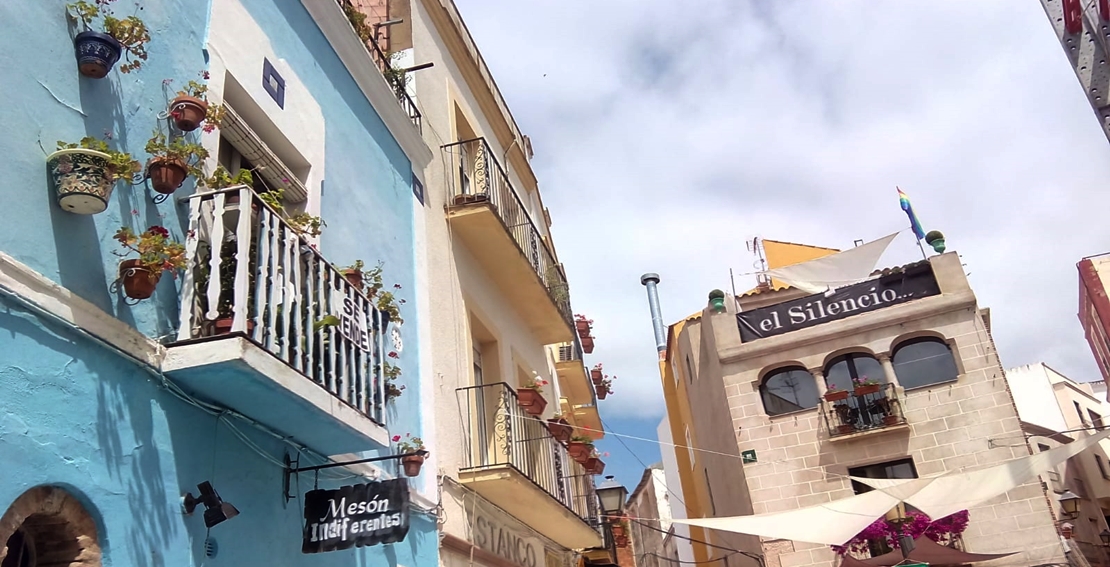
[287,213,326,238]
[853,375,880,388]
[114,225,187,280]
[392,433,424,453]
[170,71,227,133]
[56,137,140,182]
[145,130,208,179]
[570,435,594,447]
[199,166,253,190]
[66,0,150,73]
[521,374,548,391]
[382,51,408,95]
[598,375,615,395]
[342,1,374,43]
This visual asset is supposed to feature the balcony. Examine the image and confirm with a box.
[163,186,390,455]
[556,339,592,405]
[442,138,573,344]
[820,383,909,442]
[456,382,603,549]
[336,0,422,131]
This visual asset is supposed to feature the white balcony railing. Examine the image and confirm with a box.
[175,186,388,425]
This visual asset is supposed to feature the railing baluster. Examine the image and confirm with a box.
[265,210,282,353]
[279,229,295,361]
[177,196,204,340]
[316,256,328,385]
[206,193,227,326]
[303,252,315,377]
[232,186,253,334]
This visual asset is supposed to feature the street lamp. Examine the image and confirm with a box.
[883,503,915,558]
[596,476,628,516]
[1059,490,1082,519]
[1099,529,1110,546]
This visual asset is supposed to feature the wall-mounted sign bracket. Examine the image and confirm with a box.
[283,450,429,503]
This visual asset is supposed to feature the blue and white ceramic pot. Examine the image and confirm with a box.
[74,31,122,78]
[47,148,115,215]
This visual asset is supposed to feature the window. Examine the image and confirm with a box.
[759,366,820,416]
[1090,409,1104,431]
[891,338,959,389]
[849,458,918,558]
[703,469,717,515]
[1076,402,1090,428]
[685,427,695,469]
[1097,455,1110,480]
[0,486,101,567]
[473,346,483,384]
[824,353,885,393]
[685,355,695,383]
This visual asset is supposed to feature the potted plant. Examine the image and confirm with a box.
[574,314,593,339]
[853,376,881,396]
[546,414,572,443]
[342,260,366,291]
[113,226,187,299]
[708,289,726,313]
[385,357,404,401]
[824,386,849,402]
[49,137,139,215]
[209,239,258,335]
[254,186,327,238]
[144,130,208,194]
[517,374,549,416]
[566,435,593,463]
[583,450,606,475]
[66,0,150,78]
[168,72,227,133]
[581,335,595,354]
[590,363,604,385]
[596,375,614,400]
[393,433,426,477]
[611,517,630,539]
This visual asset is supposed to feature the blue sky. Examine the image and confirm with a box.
[453,0,1110,491]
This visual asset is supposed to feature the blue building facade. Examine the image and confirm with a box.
[0,0,434,564]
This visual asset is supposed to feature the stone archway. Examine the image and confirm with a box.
[0,486,101,567]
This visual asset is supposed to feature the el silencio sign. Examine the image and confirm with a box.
[737,264,940,342]
[302,478,410,554]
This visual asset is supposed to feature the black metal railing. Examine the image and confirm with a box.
[442,137,572,327]
[337,0,422,131]
[456,382,597,523]
[821,383,905,437]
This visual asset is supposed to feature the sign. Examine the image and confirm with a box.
[741,450,757,463]
[302,479,409,554]
[471,510,544,567]
[737,265,940,342]
[330,287,372,351]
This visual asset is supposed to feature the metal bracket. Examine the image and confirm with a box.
[1040,0,1110,143]
[282,450,429,503]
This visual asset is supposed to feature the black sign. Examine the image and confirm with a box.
[302,479,410,554]
[737,264,940,342]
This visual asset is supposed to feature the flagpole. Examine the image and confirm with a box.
[915,233,928,261]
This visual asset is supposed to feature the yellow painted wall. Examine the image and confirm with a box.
[761,239,839,289]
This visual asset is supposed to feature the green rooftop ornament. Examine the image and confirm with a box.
[924,230,945,253]
[708,289,726,313]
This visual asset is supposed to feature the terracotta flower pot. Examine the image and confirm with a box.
[170,95,209,132]
[567,441,591,462]
[854,384,880,396]
[343,269,364,290]
[74,31,121,78]
[837,424,855,435]
[402,454,425,477]
[119,259,159,299]
[517,388,548,416]
[611,524,626,538]
[591,369,603,385]
[595,384,608,400]
[48,148,115,215]
[547,419,572,443]
[575,320,591,336]
[824,390,849,402]
[581,336,595,354]
[583,457,605,475]
[214,318,257,336]
[147,156,189,194]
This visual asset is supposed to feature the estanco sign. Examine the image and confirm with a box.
[737,265,940,342]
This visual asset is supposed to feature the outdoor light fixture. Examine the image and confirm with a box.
[924,230,946,254]
[708,290,726,313]
[183,481,240,528]
[883,503,915,558]
[1099,528,1110,546]
[1059,490,1081,519]
[596,475,628,517]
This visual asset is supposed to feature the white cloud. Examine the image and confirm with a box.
[454,0,1110,418]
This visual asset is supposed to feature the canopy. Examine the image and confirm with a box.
[766,232,899,294]
[855,535,1015,566]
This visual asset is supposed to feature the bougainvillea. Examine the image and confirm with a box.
[830,510,970,556]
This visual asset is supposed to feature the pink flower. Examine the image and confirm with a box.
[202,70,210,80]
[602,452,610,457]
[162,78,173,86]
[388,351,399,359]
[147,225,170,238]
[393,284,402,289]
[202,123,216,134]
[131,209,139,216]
[391,435,401,442]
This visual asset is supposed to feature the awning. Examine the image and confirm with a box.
[766,232,899,294]
[851,535,1016,566]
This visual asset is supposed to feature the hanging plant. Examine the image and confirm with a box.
[49,137,140,215]
[114,225,187,299]
[393,433,426,477]
[66,0,150,78]
[596,375,614,400]
[167,72,227,133]
[830,510,970,556]
[144,130,208,194]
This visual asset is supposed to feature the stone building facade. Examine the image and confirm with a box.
[669,252,1067,567]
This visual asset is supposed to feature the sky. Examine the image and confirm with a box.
[452,0,1110,491]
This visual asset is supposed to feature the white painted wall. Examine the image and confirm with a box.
[658,417,694,565]
[1007,363,1070,432]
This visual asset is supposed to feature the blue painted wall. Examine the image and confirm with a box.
[0,295,437,565]
[0,0,429,563]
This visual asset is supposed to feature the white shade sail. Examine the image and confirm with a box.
[766,232,900,294]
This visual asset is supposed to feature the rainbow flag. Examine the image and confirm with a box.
[897,187,925,240]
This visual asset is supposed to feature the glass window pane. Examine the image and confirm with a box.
[892,339,959,389]
[824,359,853,393]
[760,367,819,416]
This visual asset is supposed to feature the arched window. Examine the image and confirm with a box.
[892,337,959,389]
[760,366,820,416]
[0,486,100,567]
[824,353,885,392]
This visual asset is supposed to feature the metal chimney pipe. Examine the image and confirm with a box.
[640,273,666,353]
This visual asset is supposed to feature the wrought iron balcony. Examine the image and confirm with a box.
[820,383,907,441]
[442,137,573,344]
[164,186,390,454]
[456,382,602,549]
[336,0,422,132]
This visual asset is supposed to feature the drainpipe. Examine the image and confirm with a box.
[640,273,666,355]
